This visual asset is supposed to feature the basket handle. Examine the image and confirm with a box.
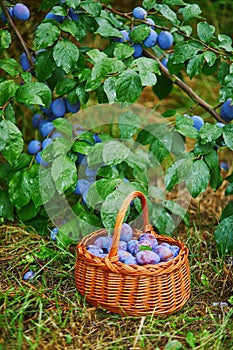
[108,191,152,258]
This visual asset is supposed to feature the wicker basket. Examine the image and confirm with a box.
[75,191,190,316]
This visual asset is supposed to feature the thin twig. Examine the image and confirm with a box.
[0,0,34,66]
[143,49,226,123]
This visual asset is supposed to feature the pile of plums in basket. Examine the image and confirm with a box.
[86,223,180,265]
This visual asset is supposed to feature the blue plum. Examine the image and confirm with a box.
[51,98,66,117]
[27,140,41,155]
[45,12,64,22]
[35,151,49,167]
[132,7,147,20]
[143,29,158,48]
[124,255,137,265]
[74,179,91,195]
[93,133,102,143]
[220,162,230,171]
[32,113,43,128]
[119,29,130,42]
[146,18,155,28]
[23,270,35,280]
[220,98,233,122]
[191,115,204,131]
[42,138,52,149]
[132,43,143,58]
[118,240,127,251]
[136,250,160,265]
[157,31,174,50]
[139,233,158,251]
[118,250,133,263]
[13,3,30,21]
[68,8,79,21]
[40,121,55,137]
[20,52,34,71]
[50,227,59,241]
[65,98,80,113]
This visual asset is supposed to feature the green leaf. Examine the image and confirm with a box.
[204,150,222,191]
[91,58,125,81]
[164,340,182,350]
[104,76,117,104]
[178,25,192,37]
[0,80,18,107]
[11,153,31,170]
[152,75,173,99]
[172,41,203,64]
[118,111,141,139]
[35,49,55,81]
[0,58,21,77]
[223,124,233,150]
[15,82,52,107]
[165,154,193,191]
[87,142,104,167]
[16,201,41,222]
[186,160,210,198]
[203,51,217,67]
[51,155,77,194]
[87,49,107,63]
[72,140,92,155]
[86,178,121,208]
[197,22,214,43]
[0,190,14,221]
[133,57,159,86]
[182,4,202,22]
[150,204,175,235]
[218,34,233,52]
[52,118,73,138]
[214,215,233,256]
[38,0,61,10]
[0,30,11,52]
[155,4,179,25]
[103,141,130,165]
[53,39,79,73]
[35,22,60,49]
[186,331,196,349]
[187,54,204,79]
[34,167,56,207]
[0,120,24,165]
[9,169,36,209]
[95,18,123,38]
[175,115,199,138]
[199,123,222,145]
[129,24,151,43]
[55,78,77,95]
[221,201,233,220]
[80,1,102,16]
[116,69,142,103]
[114,43,134,60]
[225,183,233,196]
[59,18,80,38]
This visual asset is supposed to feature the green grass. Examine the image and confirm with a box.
[0,219,232,350]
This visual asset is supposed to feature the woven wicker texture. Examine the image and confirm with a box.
[75,191,191,316]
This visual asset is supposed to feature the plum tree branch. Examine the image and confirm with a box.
[143,49,226,123]
[0,0,34,66]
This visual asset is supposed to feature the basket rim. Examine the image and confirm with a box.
[76,228,189,276]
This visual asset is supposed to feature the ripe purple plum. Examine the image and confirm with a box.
[27,140,41,155]
[170,245,180,257]
[20,52,34,71]
[139,233,158,250]
[32,113,43,128]
[118,250,133,263]
[136,250,160,265]
[35,151,50,167]
[42,138,52,149]
[119,29,130,42]
[146,18,155,28]
[118,240,127,251]
[120,223,133,242]
[127,239,140,255]
[74,179,91,195]
[143,29,158,48]
[68,8,79,21]
[45,12,64,22]
[191,115,204,131]
[156,245,173,261]
[124,255,137,265]
[87,245,104,257]
[132,7,147,20]
[157,31,174,50]
[50,227,59,241]
[13,3,30,21]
